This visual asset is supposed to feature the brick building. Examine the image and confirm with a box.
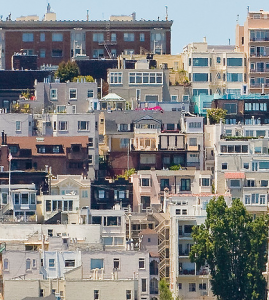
[0,8,173,70]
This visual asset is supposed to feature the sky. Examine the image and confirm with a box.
[1,0,269,54]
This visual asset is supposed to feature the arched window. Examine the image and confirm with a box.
[150,260,158,275]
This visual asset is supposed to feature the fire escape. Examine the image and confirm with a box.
[99,21,117,58]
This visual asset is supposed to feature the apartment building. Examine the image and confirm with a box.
[236,9,269,94]
[0,113,33,136]
[132,169,212,213]
[212,93,269,125]
[99,111,204,176]
[34,81,98,114]
[183,39,246,96]
[206,123,269,216]
[0,5,172,70]
[107,67,190,109]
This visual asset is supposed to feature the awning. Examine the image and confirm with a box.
[224,172,245,179]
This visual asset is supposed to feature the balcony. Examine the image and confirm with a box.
[249,69,269,73]
[178,269,195,275]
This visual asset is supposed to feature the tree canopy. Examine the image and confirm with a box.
[207,108,227,124]
[190,197,268,300]
[55,61,80,82]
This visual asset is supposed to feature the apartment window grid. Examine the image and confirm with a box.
[40,33,45,42]
[78,121,89,131]
[22,33,34,42]
[69,88,77,100]
[16,121,21,131]
[93,33,104,42]
[140,33,145,42]
[40,49,46,58]
[50,89,57,100]
[87,89,94,98]
[59,121,68,131]
[181,179,191,191]
[129,72,163,84]
[109,72,123,84]
[124,33,135,42]
[52,33,63,42]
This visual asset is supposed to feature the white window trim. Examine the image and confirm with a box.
[50,89,58,100]
[69,88,77,100]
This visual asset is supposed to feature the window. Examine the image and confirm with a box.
[3,259,8,271]
[189,122,201,128]
[59,121,68,131]
[30,193,36,204]
[124,33,135,41]
[193,58,208,67]
[40,33,45,42]
[245,195,251,205]
[202,178,210,186]
[16,121,21,131]
[141,196,150,210]
[52,33,63,42]
[259,161,269,169]
[87,90,94,98]
[119,124,129,131]
[230,179,240,187]
[69,88,77,100]
[50,89,57,100]
[261,180,268,187]
[193,89,208,96]
[222,163,227,170]
[129,72,163,84]
[65,260,75,267]
[91,259,103,269]
[120,138,129,148]
[139,258,145,269]
[22,33,34,42]
[78,121,89,131]
[193,73,208,82]
[126,290,131,300]
[94,290,99,300]
[26,258,31,270]
[21,193,29,204]
[227,58,243,66]
[49,259,55,268]
[109,72,122,84]
[40,49,46,58]
[160,179,169,191]
[40,290,44,297]
[189,283,196,292]
[252,194,259,204]
[111,33,117,42]
[260,195,266,205]
[199,283,207,290]
[141,178,150,186]
[88,138,94,147]
[189,138,197,146]
[227,73,243,82]
[224,103,237,114]
[141,278,147,292]
[137,33,144,42]
[93,33,104,42]
[52,49,63,57]
[171,95,178,101]
[114,258,120,269]
[93,49,104,58]
[181,179,191,191]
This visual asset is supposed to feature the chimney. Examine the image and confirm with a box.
[4,134,7,145]
[203,37,207,43]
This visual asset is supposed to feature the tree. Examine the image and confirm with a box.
[190,197,268,300]
[55,61,79,82]
[207,108,227,124]
[159,278,173,300]
[72,75,94,82]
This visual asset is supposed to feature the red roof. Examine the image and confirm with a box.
[224,172,245,179]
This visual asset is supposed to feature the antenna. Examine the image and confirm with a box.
[165,6,168,21]
[87,10,89,21]
[236,14,239,23]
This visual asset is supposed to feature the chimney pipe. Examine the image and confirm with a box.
[4,134,7,145]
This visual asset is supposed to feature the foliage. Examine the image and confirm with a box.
[11,103,30,113]
[159,278,173,300]
[55,61,80,82]
[223,136,258,141]
[72,75,94,82]
[116,168,136,180]
[169,164,181,170]
[190,197,268,300]
[176,69,189,84]
[207,108,227,124]
[21,88,31,99]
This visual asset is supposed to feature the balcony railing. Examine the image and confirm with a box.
[179,269,195,275]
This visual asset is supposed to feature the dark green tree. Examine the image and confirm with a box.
[190,197,268,300]
[159,278,173,300]
[55,61,80,82]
